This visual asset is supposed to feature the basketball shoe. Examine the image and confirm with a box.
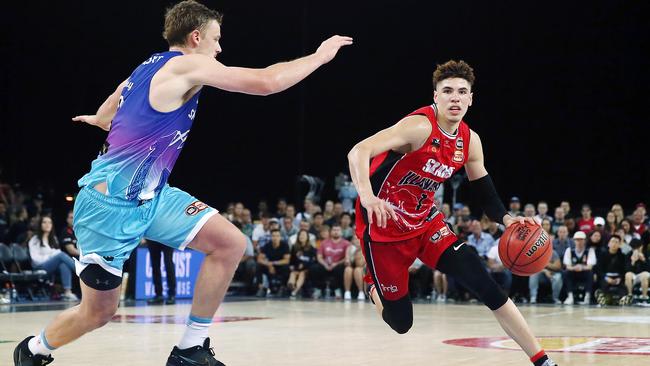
[166,338,225,366]
[13,336,54,366]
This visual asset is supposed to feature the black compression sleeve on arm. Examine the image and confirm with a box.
[469,174,508,224]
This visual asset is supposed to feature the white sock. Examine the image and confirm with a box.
[177,314,212,350]
[28,330,55,356]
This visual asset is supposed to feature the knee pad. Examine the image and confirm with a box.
[381,295,413,334]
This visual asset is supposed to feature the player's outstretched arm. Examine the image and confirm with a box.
[72,79,128,131]
[347,116,430,227]
[182,35,352,96]
[465,130,535,227]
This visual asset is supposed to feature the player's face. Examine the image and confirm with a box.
[434,78,473,123]
[197,20,222,59]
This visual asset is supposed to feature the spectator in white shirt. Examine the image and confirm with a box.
[563,231,597,305]
[28,216,78,301]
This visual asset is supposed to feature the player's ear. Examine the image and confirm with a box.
[433,90,438,104]
[468,92,473,107]
[189,29,201,46]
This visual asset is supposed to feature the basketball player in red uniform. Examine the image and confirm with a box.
[348,60,558,366]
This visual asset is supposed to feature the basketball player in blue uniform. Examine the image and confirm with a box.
[13,1,352,365]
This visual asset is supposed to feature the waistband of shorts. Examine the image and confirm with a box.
[80,185,146,208]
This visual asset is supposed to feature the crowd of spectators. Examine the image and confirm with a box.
[2,177,650,307]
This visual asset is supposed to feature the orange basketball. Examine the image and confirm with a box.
[498,222,552,276]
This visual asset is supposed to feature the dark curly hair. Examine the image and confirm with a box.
[432,60,475,89]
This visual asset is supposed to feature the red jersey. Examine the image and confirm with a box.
[355,105,471,242]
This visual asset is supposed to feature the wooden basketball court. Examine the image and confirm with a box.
[2,299,649,365]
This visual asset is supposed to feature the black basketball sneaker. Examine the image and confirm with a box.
[166,338,225,366]
[13,336,54,366]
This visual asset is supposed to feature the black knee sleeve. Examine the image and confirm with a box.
[437,241,508,311]
[80,264,122,291]
[381,295,413,334]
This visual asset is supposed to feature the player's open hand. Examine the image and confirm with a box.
[72,115,110,131]
[360,194,397,228]
[316,35,353,65]
[503,215,537,228]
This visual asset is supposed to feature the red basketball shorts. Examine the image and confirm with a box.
[360,216,458,301]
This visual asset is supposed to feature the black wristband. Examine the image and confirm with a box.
[469,174,508,224]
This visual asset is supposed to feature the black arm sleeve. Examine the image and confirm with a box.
[469,174,508,225]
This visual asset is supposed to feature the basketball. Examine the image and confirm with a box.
[498,222,552,276]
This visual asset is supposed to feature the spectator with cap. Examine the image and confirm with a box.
[534,201,552,223]
[577,204,595,233]
[551,206,566,234]
[508,196,522,217]
[593,216,610,243]
[563,230,597,305]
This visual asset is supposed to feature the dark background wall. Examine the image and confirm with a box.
[2,1,649,215]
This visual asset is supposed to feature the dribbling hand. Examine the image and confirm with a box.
[360,194,397,229]
[316,35,353,65]
[503,215,537,228]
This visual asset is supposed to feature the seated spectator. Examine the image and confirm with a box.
[541,218,554,241]
[59,210,79,258]
[523,203,536,220]
[615,227,633,255]
[294,198,316,228]
[322,200,334,222]
[565,216,577,236]
[310,212,326,237]
[339,212,354,241]
[486,241,512,295]
[484,218,503,240]
[343,237,366,301]
[432,270,449,302]
[28,216,78,301]
[233,221,256,294]
[281,216,298,241]
[563,231,596,305]
[605,211,618,235]
[275,198,288,219]
[534,201,552,223]
[289,220,316,247]
[255,229,290,297]
[611,203,625,225]
[623,239,650,305]
[310,224,350,299]
[529,250,563,304]
[288,230,317,298]
[407,258,432,300]
[7,206,29,244]
[560,201,571,217]
[325,202,344,227]
[632,208,650,244]
[553,225,574,259]
[467,220,495,261]
[621,218,641,245]
[577,204,595,233]
[586,230,605,254]
[251,213,272,250]
[595,235,628,306]
[508,196,522,217]
[240,208,255,238]
[550,206,565,234]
